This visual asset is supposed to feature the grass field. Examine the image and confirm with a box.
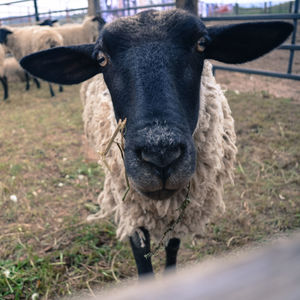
[0,81,299,299]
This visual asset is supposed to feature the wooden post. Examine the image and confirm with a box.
[88,0,101,16]
[234,3,239,15]
[33,0,39,21]
[176,0,198,15]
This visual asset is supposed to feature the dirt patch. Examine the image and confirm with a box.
[215,66,300,101]
[0,77,299,299]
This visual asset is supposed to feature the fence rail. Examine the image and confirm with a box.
[98,3,175,14]
[0,7,88,22]
[279,44,300,50]
[203,12,300,21]
[212,65,300,80]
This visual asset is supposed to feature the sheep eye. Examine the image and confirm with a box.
[97,52,108,67]
[196,37,206,52]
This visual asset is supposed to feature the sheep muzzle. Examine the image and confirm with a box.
[123,124,196,200]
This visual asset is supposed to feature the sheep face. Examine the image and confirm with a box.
[0,28,12,44]
[20,9,293,200]
[96,10,207,199]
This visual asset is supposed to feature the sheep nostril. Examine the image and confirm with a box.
[140,145,182,168]
[135,149,143,160]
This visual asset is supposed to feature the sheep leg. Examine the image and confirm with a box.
[25,72,30,90]
[129,227,153,276]
[3,76,8,100]
[59,85,63,92]
[48,83,55,97]
[33,77,41,89]
[0,76,8,100]
[165,238,180,270]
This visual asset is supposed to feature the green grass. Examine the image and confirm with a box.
[0,83,135,299]
[0,81,299,298]
[0,222,133,299]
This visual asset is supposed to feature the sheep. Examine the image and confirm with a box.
[4,56,26,83]
[22,18,60,92]
[0,44,8,100]
[81,59,237,244]
[0,16,105,97]
[0,27,40,92]
[0,16,104,97]
[20,9,293,277]
[0,25,63,96]
[52,16,105,46]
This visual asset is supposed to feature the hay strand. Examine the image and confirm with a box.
[97,118,130,201]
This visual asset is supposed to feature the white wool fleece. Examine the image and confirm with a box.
[0,45,5,77]
[4,26,63,61]
[82,61,237,243]
[53,17,100,46]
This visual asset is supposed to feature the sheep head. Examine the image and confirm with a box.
[20,9,293,200]
[0,28,13,44]
[38,19,58,26]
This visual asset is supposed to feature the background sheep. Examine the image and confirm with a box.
[4,56,26,83]
[0,25,63,96]
[0,44,8,100]
[81,59,237,244]
[52,16,105,46]
[21,9,293,277]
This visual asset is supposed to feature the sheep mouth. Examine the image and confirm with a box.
[140,188,178,200]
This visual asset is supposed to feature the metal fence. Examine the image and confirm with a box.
[0,0,299,80]
[204,0,300,80]
[0,7,88,26]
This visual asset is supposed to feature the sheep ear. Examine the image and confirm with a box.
[20,44,101,85]
[205,22,293,64]
[0,28,12,44]
[92,16,106,25]
[39,19,58,26]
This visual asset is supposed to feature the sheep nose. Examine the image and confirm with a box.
[141,145,182,169]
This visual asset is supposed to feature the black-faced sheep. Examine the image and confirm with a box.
[0,25,63,97]
[20,9,293,277]
[51,16,105,46]
[4,56,26,83]
[38,19,58,27]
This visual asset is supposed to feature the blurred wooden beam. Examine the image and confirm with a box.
[33,0,39,21]
[92,233,300,300]
[88,0,100,16]
[176,0,198,15]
